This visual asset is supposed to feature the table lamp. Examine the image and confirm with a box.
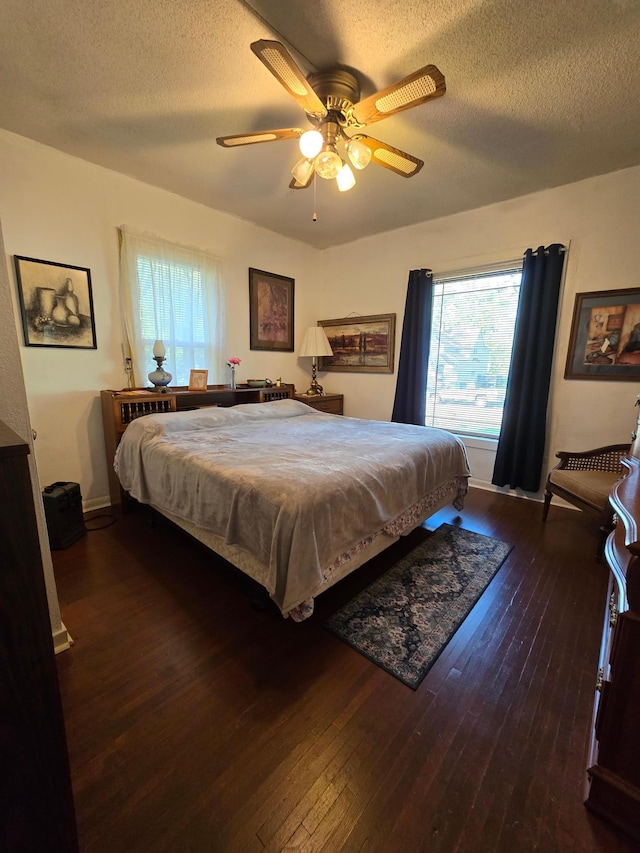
[148,339,172,391]
[299,326,333,395]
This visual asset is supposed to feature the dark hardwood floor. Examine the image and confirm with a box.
[53,488,640,853]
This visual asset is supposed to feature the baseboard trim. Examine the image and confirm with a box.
[53,622,74,655]
[83,495,112,512]
[467,478,578,510]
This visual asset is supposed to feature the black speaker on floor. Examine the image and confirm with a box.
[42,481,87,549]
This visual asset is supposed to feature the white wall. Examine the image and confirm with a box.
[321,165,640,491]
[0,217,67,648]
[0,130,325,508]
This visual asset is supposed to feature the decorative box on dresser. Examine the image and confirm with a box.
[585,434,640,843]
[294,393,344,415]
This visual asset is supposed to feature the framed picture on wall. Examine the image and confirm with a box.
[249,267,294,352]
[318,313,396,374]
[565,288,640,380]
[14,255,97,349]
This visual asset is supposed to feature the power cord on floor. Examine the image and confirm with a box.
[84,513,117,531]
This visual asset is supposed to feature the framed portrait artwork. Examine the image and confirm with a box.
[14,255,97,349]
[565,288,640,380]
[318,314,396,374]
[249,268,294,352]
[188,369,208,391]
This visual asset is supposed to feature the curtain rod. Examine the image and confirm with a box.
[433,258,523,281]
[432,245,567,281]
[530,245,567,256]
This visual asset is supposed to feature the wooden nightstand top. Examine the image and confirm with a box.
[295,393,344,415]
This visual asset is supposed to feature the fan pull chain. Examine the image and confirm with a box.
[312,176,317,222]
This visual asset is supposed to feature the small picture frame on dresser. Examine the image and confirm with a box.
[188,369,208,391]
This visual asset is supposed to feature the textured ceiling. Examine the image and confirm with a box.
[0,0,639,248]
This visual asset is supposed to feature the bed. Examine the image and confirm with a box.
[114,399,471,620]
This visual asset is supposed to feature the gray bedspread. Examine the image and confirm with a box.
[114,399,471,615]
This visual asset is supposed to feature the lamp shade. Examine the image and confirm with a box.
[291,157,315,186]
[336,162,356,192]
[299,129,323,159]
[299,326,333,357]
[152,339,166,358]
[314,146,342,180]
[346,137,372,170]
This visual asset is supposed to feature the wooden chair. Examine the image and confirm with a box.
[542,443,630,554]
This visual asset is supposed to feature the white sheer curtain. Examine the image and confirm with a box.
[119,226,226,388]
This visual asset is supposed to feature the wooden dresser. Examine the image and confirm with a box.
[0,421,78,851]
[101,384,294,506]
[584,446,640,842]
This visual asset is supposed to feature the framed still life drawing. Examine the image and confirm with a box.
[565,288,640,380]
[249,268,294,352]
[318,313,396,374]
[14,255,97,349]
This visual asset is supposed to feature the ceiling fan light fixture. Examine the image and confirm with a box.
[346,137,372,170]
[336,162,356,192]
[291,157,315,185]
[218,41,446,195]
[299,129,323,159]
[315,145,342,180]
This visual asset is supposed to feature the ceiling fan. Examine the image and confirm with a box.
[216,39,445,193]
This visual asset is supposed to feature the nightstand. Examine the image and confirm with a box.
[295,393,344,415]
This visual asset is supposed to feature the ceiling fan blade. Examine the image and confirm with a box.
[216,128,305,147]
[352,65,445,126]
[289,171,315,190]
[250,40,328,119]
[355,135,424,177]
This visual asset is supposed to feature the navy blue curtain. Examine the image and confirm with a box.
[492,244,566,492]
[391,269,433,425]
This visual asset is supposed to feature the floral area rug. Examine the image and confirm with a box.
[325,523,513,689]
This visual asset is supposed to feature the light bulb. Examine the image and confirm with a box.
[291,157,315,186]
[336,162,356,192]
[315,146,342,180]
[346,137,372,170]
[299,130,323,159]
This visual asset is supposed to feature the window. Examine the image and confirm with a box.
[425,263,523,439]
[119,227,226,388]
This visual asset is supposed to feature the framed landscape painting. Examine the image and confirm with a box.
[565,288,640,380]
[318,313,396,374]
[249,268,294,352]
[14,255,97,349]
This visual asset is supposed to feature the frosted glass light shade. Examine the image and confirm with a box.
[315,146,342,180]
[291,157,315,185]
[299,129,323,159]
[336,162,356,192]
[152,339,166,358]
[299,325,333,357]
[346,137,372,170]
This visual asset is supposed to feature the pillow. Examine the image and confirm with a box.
[122,397,322,442]
[230,398,323,421]
[150,405,248,434]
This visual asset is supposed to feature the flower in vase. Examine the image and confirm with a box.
[227,357,241,368]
